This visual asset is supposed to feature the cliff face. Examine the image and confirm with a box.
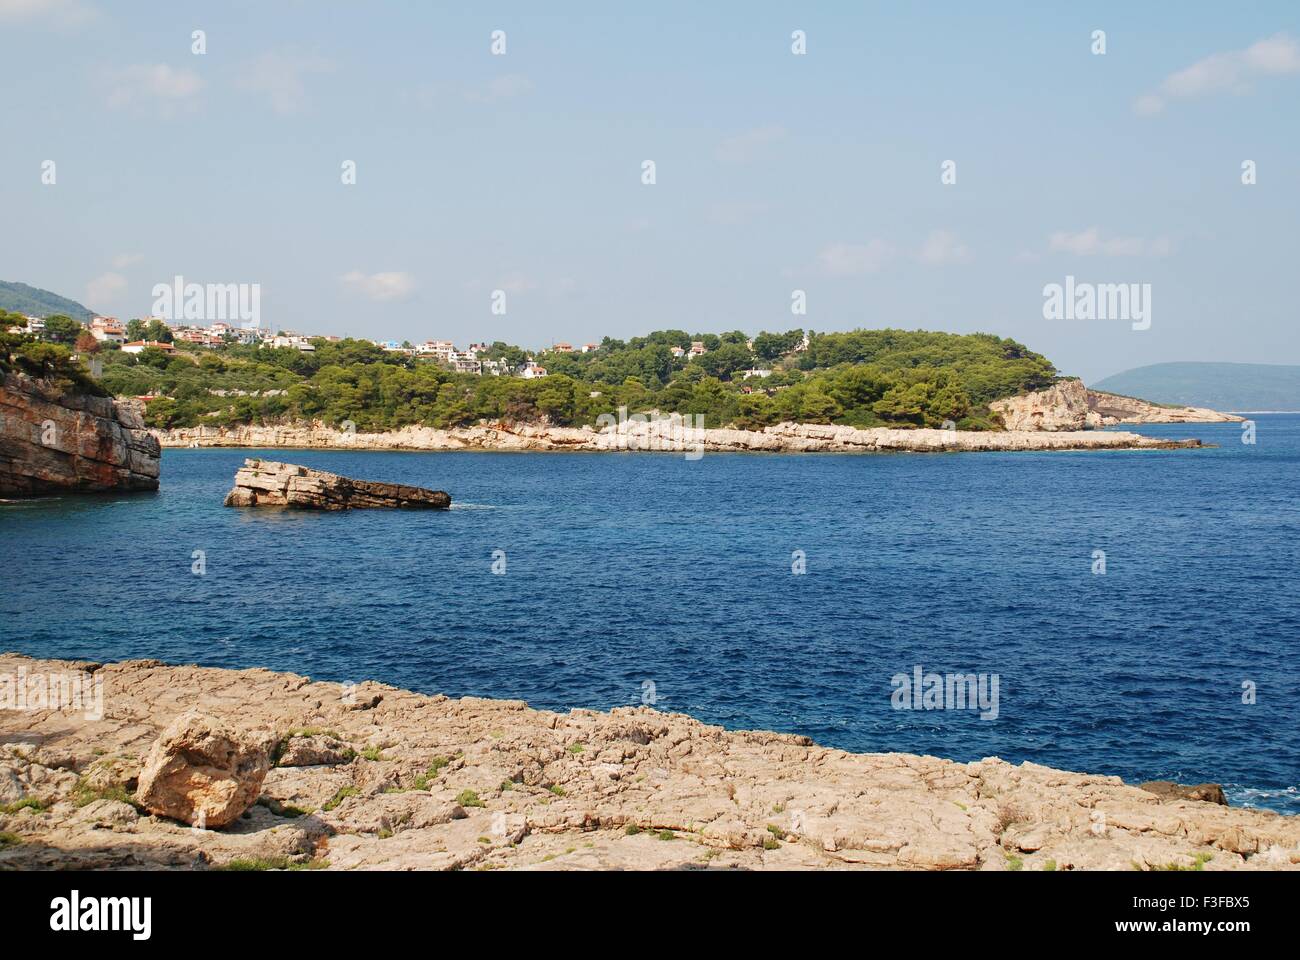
[2,653,1296,871]
[0,372,161,496]
[990,380,1243,432]
[989,380,1103,431]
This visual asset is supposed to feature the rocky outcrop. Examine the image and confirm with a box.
[0,372,160,496]
[990,379,1103,431]
[135,711,274,828]
[991,380,1242,432]
[161,418,1203,455]
[2,654,1296,871]
[1139,781,1228,805]
[1086,390,1244,425]
[223,458,451,510]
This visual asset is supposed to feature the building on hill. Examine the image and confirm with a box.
[520,362,548,379]
[90,317,125,344]
[581,343,600,353]
[689,341,707,356]
[122,340,176,355]
[416,340,454,360]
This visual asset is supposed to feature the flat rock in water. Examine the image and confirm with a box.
[223,458,450,510]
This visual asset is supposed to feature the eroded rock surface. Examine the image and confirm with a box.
[1,654,1296,871]
[223,458,450,510]
[0,372,160,496]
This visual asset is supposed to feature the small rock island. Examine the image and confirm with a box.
[223,458,450,510]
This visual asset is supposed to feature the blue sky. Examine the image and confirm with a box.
[2,1,1297,381]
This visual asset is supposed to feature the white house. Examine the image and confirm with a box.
[520,362,548,379]
[90,317,126,344]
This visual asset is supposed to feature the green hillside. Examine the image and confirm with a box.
[0,281,95,322]
[1093,362,1300,411]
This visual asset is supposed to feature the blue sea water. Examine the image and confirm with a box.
[2,416,1298,813]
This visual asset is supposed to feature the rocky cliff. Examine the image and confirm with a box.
[990,379,1242,431]
[224,458,451,509]
[0,373,160,496]
[1,654,1295,871]
[155,417,1203,454]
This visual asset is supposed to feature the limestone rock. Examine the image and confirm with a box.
[1139,780,1228,805]
[223,458,450,510]
[5,653,1297,871]
[276,735,355,767]
[0,372,160,496]
[1087,390,1244,425]
[134,711,273,828]
[990,380,1102,431]
[161,416,1204,455]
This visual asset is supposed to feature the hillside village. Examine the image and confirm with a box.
[6,313,784,382]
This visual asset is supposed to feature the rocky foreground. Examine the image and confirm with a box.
[2,654,1296,871]
[223,459,451,510]
[0,373,160,496]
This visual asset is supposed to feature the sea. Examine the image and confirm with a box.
[2,415,1297,813]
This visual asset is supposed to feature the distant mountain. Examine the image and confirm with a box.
[1093,362,1300,411]
[0,281,95,322]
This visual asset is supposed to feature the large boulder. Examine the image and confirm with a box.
[135,712,274,828]
[223,458,450,510]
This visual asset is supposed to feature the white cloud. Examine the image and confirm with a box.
[105,64,203,113]
[85,271,127,308]
[715,125,787,164]
[817,240,894,277]
[917,229,971,265]
[340,271,416,302]
[111,252,144,269]
[465,74,534,102]
[498,273,538,295]
[236,52,334,114]
[1134,33,1300,114]
[1047,227,1172,258]
[0,0,97,26]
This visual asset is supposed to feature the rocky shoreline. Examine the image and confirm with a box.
[2,654,1296,871]
[154,418,1206,455]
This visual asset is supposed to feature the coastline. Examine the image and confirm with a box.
[152,419,1208,455]
[2,653,1295,871]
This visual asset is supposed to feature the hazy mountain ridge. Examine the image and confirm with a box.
[1093,362,1300,411]
[0,281,95,322]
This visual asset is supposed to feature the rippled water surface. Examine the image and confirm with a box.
[3,416,1298,812]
